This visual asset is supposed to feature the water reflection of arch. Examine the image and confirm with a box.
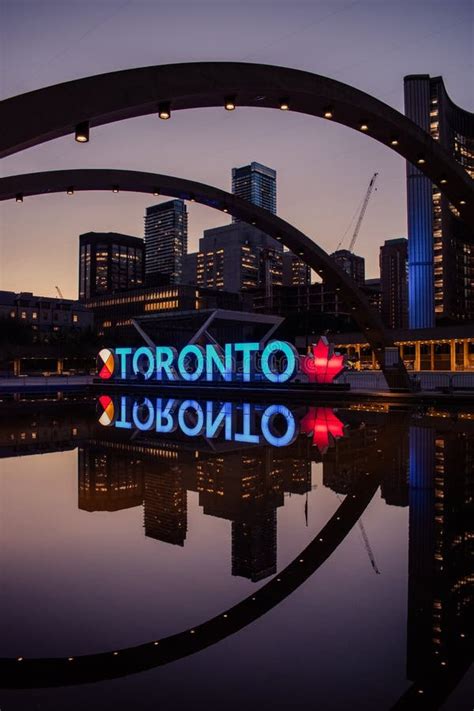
[0,168,410,389]
[0,63,472,229]
[2,431,388,688]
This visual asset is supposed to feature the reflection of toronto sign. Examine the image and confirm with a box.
[97,337,345,385]
[98,395,345,453]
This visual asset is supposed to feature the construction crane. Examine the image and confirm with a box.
[357,518,381,575]
[335,172,378,252]
[55,286,64,299]
[336,493,380,574]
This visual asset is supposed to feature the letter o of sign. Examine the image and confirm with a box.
[261,341,297,383]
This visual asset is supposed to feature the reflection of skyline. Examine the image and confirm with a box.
[0,399,472,699]
[404,428,473,702]
[77,436,313,581]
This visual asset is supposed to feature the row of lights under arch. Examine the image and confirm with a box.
[69,105,468,208]
[73,102,397,138]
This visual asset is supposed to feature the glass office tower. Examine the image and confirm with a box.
[232,162,277,217]
[404,75,474,328]
[144,200,188,285]
[380,238,408,329]
[79,232,144,301]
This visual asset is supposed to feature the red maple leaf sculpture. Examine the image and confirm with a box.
[300,407,345,453]
[300,337,345,384]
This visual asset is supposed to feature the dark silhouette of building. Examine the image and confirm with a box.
[0,290,93,342]
[252,282,348,316]
[362,278,382,314]
[380,238,408,329]
[282,250,311,286]
[83,284,242,339]
[404,75,474,328]
[79,232,144,301]
[197,449,284,581]
[143,464,187,546]
[330,249,365,287]
[232,511,277,582]
[232,161,276,217]
[144,200,188,285]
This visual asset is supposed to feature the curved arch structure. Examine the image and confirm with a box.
[1,62,472,227]
[0,168,410,389]
[1,465,380,688]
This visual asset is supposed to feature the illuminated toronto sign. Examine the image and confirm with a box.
[97,338,345,386]
[97,395,346,452]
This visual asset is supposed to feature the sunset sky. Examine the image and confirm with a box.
[1,0,472,298]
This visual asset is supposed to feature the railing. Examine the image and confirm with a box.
[339,371,474,391]
[0,375,94,389]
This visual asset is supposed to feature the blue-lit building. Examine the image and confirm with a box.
[404,75,474,328]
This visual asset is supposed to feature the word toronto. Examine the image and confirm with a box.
[102,395,298,447]
[97,337,346,385]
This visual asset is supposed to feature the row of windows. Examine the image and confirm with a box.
[9,310,80,322]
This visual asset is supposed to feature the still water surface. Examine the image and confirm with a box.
[0,394,472,710]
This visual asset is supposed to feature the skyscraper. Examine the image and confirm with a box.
[232,161,277,217]
[232,160,308,293]
[404,75,474,328]
[144,200,188,285]
[330,249,365,287]
[380,238,408,329]
[79,232,144,301]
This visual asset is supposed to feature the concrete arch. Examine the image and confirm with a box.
[0,168,409,389]
[0,62,472,227]
[0,464,380,688]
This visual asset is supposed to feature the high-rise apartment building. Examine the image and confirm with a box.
[232,161,277,217]
[183,223,283,293]
[380,238,408,329]
[79,232,144,301]
[404,75,474,327]
[144,200,188,285]
[330,249,365,287]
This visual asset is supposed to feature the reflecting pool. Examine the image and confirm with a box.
[0,394,472,710]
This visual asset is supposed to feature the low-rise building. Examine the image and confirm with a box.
[0,290,93,341]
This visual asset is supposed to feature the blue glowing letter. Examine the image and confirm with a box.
[235,402,260,444]
[156,347,176,381]
[234,342,259,382]
[261,405,296,447]
[115,347,132,379]
[132,347,154,379]
[115,396,132,429]
[205,344,233,382]
[177,345,205,382]
[178,400,204,436]
[132,398,155,431]
[261,341,297,383]
[206,401,232,439]
[155,398,177,433]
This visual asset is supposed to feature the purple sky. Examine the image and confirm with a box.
[1,0,472,298]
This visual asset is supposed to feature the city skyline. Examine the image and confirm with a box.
[1,0,472,298]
